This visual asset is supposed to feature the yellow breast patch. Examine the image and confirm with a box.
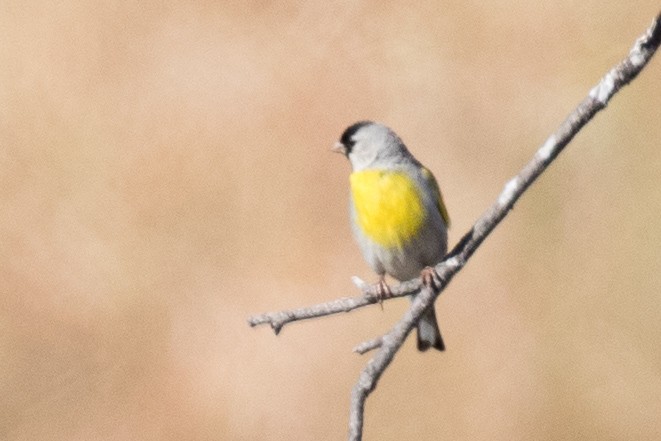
[350,169,425,248]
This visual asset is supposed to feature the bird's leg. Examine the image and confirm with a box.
[375,274,392,309]
[420,266,442,291]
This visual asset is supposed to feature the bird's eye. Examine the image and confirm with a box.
[339,121,372,154]
[345,139,356,154]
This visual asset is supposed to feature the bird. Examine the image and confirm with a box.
[333,121,450,351]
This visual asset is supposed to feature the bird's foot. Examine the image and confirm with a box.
[420,266,442,291]
[374,275,392,309]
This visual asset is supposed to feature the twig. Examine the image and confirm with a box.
[249,12,661,441]
[352,336,383,354]
[248,276,423,334]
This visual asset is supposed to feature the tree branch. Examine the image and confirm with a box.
[248,276,423,334]
[249,12,661,441]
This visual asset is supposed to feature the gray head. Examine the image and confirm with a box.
[332,121,413,171]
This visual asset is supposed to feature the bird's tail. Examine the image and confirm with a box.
[416,305,445,351]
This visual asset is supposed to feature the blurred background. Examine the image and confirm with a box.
[1,2,660,440]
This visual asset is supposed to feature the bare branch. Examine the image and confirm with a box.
[248,12,661,441]
[248,276,423,333]
[352,336,383,354]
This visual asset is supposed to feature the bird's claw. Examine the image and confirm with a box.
[421,266,442,291]
[373,276,392,309]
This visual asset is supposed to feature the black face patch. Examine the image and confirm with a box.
[340,121,373,154]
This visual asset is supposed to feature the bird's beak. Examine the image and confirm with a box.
[331,141,347,155]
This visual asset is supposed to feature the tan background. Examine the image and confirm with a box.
[2,2,661,440]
